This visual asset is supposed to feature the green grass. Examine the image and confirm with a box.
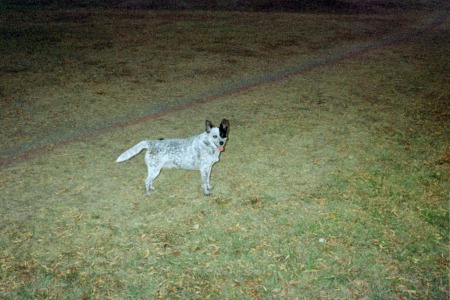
[1,3,449,299]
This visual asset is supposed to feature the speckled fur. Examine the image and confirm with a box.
[116,119,229,196]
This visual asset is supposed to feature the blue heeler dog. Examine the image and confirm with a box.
[116,119,230,196]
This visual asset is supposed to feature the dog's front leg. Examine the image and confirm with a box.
[200,165,213,195]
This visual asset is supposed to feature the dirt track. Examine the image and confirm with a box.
[1,8,447,169]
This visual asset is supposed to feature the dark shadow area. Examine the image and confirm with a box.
[0,0,383,14]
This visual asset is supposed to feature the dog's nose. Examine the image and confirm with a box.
[219,141,224,145]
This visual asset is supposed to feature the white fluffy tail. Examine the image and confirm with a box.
[116,141,149,162]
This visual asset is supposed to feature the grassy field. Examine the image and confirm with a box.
[1,2,448,299]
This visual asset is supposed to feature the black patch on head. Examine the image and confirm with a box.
[219,127,227,138]
[158,138,165,140]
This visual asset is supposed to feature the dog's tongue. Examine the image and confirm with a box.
[217,145,224,152]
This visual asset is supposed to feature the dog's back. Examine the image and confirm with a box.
[146,135,210,170]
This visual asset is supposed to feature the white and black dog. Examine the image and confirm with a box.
[116,119,229,196]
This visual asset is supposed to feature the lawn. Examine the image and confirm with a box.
[0,2,448,299]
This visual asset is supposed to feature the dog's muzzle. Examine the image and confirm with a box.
[217,140,225,152]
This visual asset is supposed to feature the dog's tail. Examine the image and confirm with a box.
[116,141,149,163]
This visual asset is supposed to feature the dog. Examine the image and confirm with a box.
[116,119,229,196]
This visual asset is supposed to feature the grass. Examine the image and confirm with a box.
[1,2,449,299]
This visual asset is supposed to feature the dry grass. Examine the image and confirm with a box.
[1,3,448,299]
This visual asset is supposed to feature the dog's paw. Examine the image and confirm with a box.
[145,187,155,196]
[145,186,155,196]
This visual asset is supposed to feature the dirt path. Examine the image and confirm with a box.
[1,8,447,169]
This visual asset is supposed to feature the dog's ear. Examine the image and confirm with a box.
[205,120,213,133]
[220,119,229,131]
[220,119,230,137]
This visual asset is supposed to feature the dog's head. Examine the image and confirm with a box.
[205,119,230,152]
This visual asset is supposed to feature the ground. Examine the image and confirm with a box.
[0,2,448,299]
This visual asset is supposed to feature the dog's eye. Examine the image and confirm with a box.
[213,135,217,138]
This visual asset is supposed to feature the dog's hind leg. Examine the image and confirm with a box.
[144,152,162,196]
[145,167,161,196]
